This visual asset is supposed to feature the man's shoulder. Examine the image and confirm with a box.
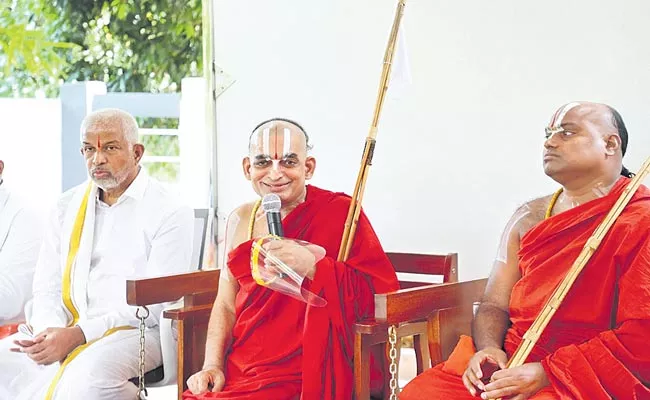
[235,200,257,214]
[522,194,554,215]
[307,185,350,208]
[230,200,259,222]
[505,194,554,236]
[142,177,189,212]
[57,182,89,210]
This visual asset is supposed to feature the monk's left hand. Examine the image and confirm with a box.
[263,240,323,280]
[17,327,86,365]
[480,362,550,400]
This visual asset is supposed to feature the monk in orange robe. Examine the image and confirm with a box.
[184,118,398,400]
[401,102,650,400]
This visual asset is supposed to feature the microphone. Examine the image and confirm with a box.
[262,193,283,237]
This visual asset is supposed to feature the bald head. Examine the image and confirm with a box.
[248,118,312,154]
[544,101,629,185]
[80,108,139,145]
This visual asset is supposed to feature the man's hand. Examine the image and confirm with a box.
[480,362,550,400]
[10,326,86,365]
[187,367,226,395]
[462,347,508,396]
[262,240,323,280]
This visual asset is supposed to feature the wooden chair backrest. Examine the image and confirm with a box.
[386,252,458,289]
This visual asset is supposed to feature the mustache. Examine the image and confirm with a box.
[90,167,112,175]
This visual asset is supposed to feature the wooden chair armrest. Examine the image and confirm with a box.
[374,278,487,324]
[126,269,220,307]
[163,303,213,321]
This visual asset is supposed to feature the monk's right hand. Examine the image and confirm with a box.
[462,347,508,397]
[187,367,225,394]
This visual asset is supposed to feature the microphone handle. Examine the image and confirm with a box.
[267,211,284,237]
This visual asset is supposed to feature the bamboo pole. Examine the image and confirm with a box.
[493,156,650,399]
[337,0,407,261]
[203,0,219,250]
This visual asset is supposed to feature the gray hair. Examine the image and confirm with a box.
[80,108,139,145]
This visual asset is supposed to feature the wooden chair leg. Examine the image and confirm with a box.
[355,332,371,400]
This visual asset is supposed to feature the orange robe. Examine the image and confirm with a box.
[183,185,399,400]
[401,178,650,400]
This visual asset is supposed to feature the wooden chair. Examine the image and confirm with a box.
[355,278,487,399]
[358,252,457,397]
[125,252,465,399]
[127,269,220,399]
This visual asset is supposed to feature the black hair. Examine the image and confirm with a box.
[607,106,634,178]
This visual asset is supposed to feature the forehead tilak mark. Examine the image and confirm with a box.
[263,128,270,157]
[550,102,581,128]
[546,102,581,138]
[274,127,279,159]
[283,128,291,157]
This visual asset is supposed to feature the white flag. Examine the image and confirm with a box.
[388,22,412,100]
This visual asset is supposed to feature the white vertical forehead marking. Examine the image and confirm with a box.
[551,102,581,128]
[262,128,270,156]
[283,128,291,157]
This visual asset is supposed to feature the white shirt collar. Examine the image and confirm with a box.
[120,168,148,201]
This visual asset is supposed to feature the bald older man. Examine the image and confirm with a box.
[400,102,650,399]
[0,108,194,399]
[184,118,399,399]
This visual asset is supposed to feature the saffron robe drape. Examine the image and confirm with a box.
[401,178,650,400]
[184,185,399,400]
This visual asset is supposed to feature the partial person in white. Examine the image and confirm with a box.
[0,108,194,400]
[0,159,43,325]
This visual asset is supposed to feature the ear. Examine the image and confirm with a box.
[133,144,145,163]
[304,156,316,180]
[604,134,621,156]
[242,157,252,180]
[0,160,4,175]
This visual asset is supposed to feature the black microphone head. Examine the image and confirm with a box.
[262,193,282,213]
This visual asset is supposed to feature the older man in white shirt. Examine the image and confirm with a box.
[0,109,194,400]
[0,160,42,327]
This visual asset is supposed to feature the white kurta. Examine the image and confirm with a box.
[0,171,194,400]
[0,183,43,323]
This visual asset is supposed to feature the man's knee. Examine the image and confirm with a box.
[54,377,137,400]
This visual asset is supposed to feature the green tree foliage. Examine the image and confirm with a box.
[1,0,203,182]
[0,1,82,97]
[46,0,203,93]
[1,0,202,96]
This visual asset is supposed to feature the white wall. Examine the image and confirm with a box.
[0,98,62,207]
[213,0,650,280]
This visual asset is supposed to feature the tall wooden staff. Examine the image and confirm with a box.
[493,156,650,399]
[337,0,407,261]
[204,0,219,249]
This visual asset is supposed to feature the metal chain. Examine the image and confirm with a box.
[388,324,399,400]
[136,306,150,399]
